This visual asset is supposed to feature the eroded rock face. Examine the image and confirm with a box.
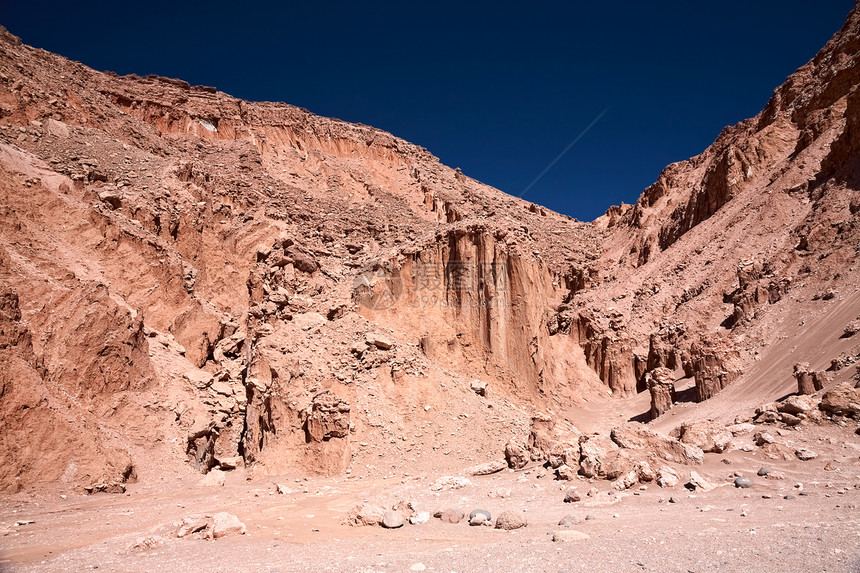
[690,337,742,402]
[646,367,676,419]
[304,392,351,442]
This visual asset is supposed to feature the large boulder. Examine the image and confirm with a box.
[527,415,581,465]
[344,503,386,527]
[678,420,732,453]
[578,434,619,478]
[820,383,860,417]
[610,424,703,465]
[504,441,529,469]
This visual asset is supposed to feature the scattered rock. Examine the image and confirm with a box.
[494,510,527,530]
[753,431,776,446]
[558,514,580,527]
[430,476,472,491]
[564,488,582,503]
[757,467,771,476]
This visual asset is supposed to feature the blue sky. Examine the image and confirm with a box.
[1,1,853,220]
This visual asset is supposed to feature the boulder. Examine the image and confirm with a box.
[795,448,818,461]
[734,477,753,489]
[344,503,386,527]
[556,464,578,481]
[409,511,430,525]
[578,434,619,478]
[466,460,506,476]
[527,415,581,465]
[439,509,464,524]
[656,466,679,488]
[368,335,394,350]
[211,512,246,538]
[753,431,776,446]
[98,190,122,210]
[679,420,732,453]
[610,424,703,465]
[779,395,818,415]
[685,471,716,492]
[558,514,580,527]
[382,511,405,529]
[612,469,638,491]
[563,488,581,503]
[175,515,210,538]
[494,510,527,530]
[469,509,491,526]
[504,441,529,469]
[217,457,242,471]
[819,383,860,416]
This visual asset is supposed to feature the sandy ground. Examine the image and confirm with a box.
[2,423,858,573]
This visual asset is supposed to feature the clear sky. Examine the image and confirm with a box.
[1,1,853,221]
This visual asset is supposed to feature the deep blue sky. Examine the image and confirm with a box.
[1,1,853,220]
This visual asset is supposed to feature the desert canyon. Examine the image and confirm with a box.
[1,4,860,572]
